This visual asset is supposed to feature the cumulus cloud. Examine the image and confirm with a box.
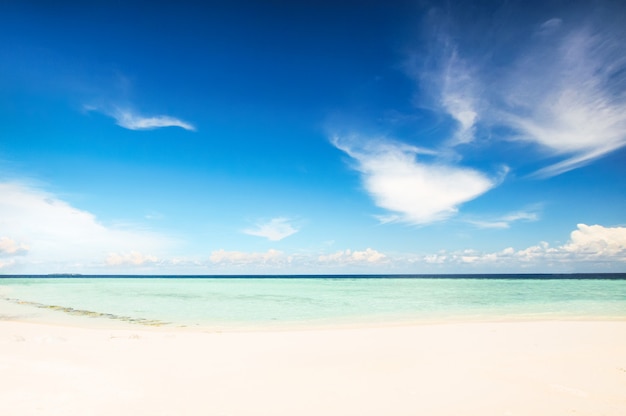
[0,237,29,256]
[209,249,288,265]
[0,182,173,271]
[562,224,626,258]
[332,136,499,224]
[106,251,159,267]
[318,248,387,265]
[242,218,299,241]
[414,224,626,268]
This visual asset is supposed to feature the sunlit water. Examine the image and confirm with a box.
[1,275,625,329]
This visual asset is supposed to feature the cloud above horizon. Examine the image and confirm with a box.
[106,251,159,267]
[198,224,625,272]
[318,248,387,265]
[0,181,174,272]
[332,136,500,224]
[416,224,626,268]
[209,248,288,266]
[242,218,299,241]
[0,237,30,256]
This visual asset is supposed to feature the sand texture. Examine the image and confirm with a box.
[1,320,625,415]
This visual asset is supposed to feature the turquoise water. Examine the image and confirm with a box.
[1,276,626,329]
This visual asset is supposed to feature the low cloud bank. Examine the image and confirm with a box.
[417,224,626,268]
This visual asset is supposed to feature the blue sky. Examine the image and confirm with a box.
[1,0,625,274]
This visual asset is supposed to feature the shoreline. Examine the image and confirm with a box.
[4,293,626,333]
[1,319,625,415]
[5,299,626,333]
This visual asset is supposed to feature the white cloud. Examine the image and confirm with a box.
[0,259,16,269]
[209,249,288,265]
[439,49,480,146]
[562,224,626,258]
[236,224,623,271]
[112,108,196,131]
[499,27,626,177]
[85,105,195,131]
[332,136,499,224]
[409,13,626,178]
[242,218,299,241]
[411,224,626,268]
[106,251,159,267]
[0,237,29,256]
[407,30,481,148]
[0,182,173,272]
[465,209,540,229]
[318,248,387,265]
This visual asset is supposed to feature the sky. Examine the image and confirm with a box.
[1,0,625,274]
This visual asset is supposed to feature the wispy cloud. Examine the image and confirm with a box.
[437,49,480,146]
[465,208,540,229]
[332,136,500,224]
[538,17,562,35]
[242,218,299,241]
[415,13,626,178]
[408,27,481,149]
[112,108,196,131]
[499,25,626,177]
[85,105,195,131]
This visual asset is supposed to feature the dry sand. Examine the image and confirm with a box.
[1,319,625,415]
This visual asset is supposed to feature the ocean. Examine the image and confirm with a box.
[1,274,625,330]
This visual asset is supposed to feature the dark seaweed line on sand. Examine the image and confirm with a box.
[3,297,170,327]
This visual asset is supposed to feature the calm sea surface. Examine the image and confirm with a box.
[1,275,625,329]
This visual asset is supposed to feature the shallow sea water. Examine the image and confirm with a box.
[1,275,625,329]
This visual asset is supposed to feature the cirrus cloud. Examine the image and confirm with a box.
[242,218,299,241]
[112,108,196,131]
[500,25,626,177]
[413,11,626,178]
[84,105,195,131]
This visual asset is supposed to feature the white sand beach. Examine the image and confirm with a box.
[1,319,625,415]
